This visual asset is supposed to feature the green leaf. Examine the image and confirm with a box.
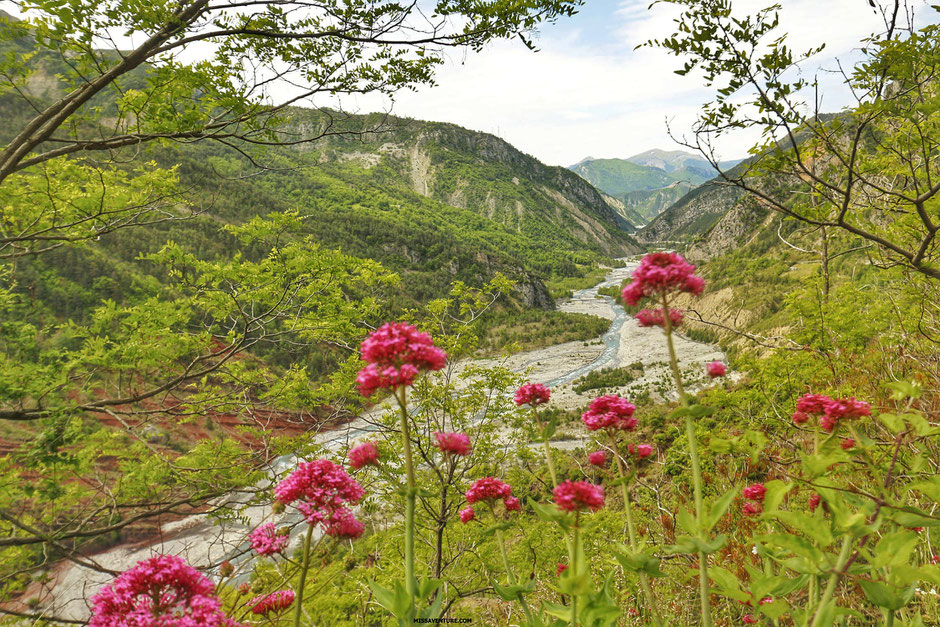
[762,480,792,514]
[885,380,921,400]
[704,485,739,531]
[768,510,833,546]
[493,581,535,602]
[613,545,667,577]
[676,507,697,534]
[665,534,727,555]
[367,580,412,620]
[872,531,920,569]
[859,580,916,610]
[669,404,716,419]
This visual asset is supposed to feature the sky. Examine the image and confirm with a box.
[342,0,919,167]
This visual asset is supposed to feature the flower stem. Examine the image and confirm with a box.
[397,386,417,605]
[292,523,315,627]
[534,407,559,487]
[571,512,581,627]
[495,525,535,625]
[610,433,663,627]
[662,292,712,627]
[810,535,853,627]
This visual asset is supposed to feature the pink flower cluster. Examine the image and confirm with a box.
[742,482,765,517]
[621,252,705,307]
[324,508,365,539]
[249,590,295,615]
[634,308,684,328]
[626,443,655,459]
[435,431,472,456]
[588,450,607,466]
[89,555,243,627]
[706,361,727,378]
[355,322,447,397]
[515,383,551,406]
[581,395,637,431]
[465,476,513,504]
[808,493,822,513]
[274,459,365,531]
[793,394,871,432]
[459,506,475,523]
[348,442,380,469]
[554,480,605,513]
[250,523,289,557]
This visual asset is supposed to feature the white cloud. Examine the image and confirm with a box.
[338,0,932,166]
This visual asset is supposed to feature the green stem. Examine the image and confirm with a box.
[495,525,535,625]
[610,433,663,627]
[571,512,581,627]
[397,386,417,605]
[292,524,315,627]
[662,292,712,627]
[534,407,559,487]
[886,610,895,627]
[810,535,853,627]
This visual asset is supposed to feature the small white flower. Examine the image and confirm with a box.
[751,545,759,555]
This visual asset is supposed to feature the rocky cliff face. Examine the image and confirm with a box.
[636,179,745,244]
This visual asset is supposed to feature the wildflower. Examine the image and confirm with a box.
[824,397,871,420]
[219,560,234,577]
[621,252,705,306]
[581,395,637,431]
[706,361,727,378]
[742,502,762,516]
[635,308,684,328]
[274,459,365,527]
[808,493,822,513]
[465,477,513,505]
[840,438,855,450]
[459,507,475,523]
[819,414,838,433]
[796,394,833,415]
[742,483,766,502]
[760,596,773,605]
[931,555,940,565]
[435,432,472,456]
[89,554,243,627]
[791,411,809,425]
[588,450,608,466]
[554,480,605,513]
[250,523,290,557]
[504,496,522,512]
[515,383,551,406]
[348,442,380,469]
[742,615,758,624]
[238,583,251,596]
[635,444,654,459]
[356,322,446,397]
[249,590,295,616]
[557,563,568,576]
[324,508,365,539]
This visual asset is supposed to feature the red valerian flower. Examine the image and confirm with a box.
[557,563,568,576]
[356,322,446,397]
[515,383,551,406]
[635,444,654,459]
[89,555,244,627]
[219,560,234,577]
[808,493,822,513]
[348,442,380,469]
[249,590,295,616]
[250,523,289,557]
[796,394,833,415]
[504,496,522,512]
[435,432,472,456]
[465,477,513,505]
[742,502,762,516]
[324,508,365,539]
[840,438,855,450]
[274,459,365,527]
[742,615,758,624]
[819,414,838,432]
[634,308,684,328]
[554,480,605,512]
[823,397,871,420]
[791,411,809,425]
[459,506,475,523]
[582,395,637,431]
[588,450,608,466]
[742,483,766,502]
[706,361,727,378]
[621,252,705,306]
[931,555,940,565]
